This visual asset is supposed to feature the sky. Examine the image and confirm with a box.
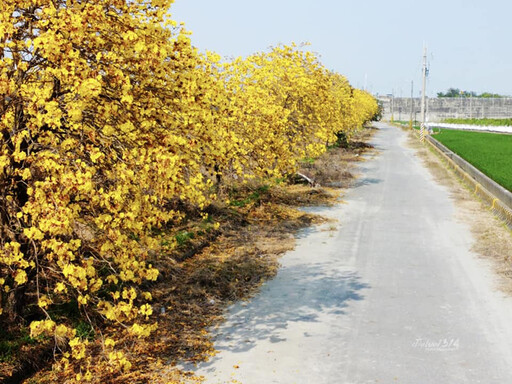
[169,0,512,98]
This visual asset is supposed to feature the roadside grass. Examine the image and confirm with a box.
[433,129,512,191]
[392,120,420,130]
[443,118,512,126]
[13,128,376,384]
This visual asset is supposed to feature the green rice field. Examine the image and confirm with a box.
[433,129,512,191]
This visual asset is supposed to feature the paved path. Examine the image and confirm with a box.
[187,123,512,383]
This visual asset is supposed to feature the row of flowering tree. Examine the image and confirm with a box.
[0,0,378,379]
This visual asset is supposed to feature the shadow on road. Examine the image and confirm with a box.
[353,177,382,188]
[196,262,369,369]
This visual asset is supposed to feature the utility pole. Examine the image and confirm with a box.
[469,93,473,118]
[420,45,427,141]
[409,80,414,129]
[390,90,394,122]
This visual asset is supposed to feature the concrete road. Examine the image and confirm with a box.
[187,123,512,383]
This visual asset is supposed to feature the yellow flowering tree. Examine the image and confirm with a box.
[0,0,220,373]
[352,88,380,128]
[215,46,378,182]
[1,0,379,376]
[218,45,334,180]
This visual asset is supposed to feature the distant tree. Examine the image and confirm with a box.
[479,92,504,98]
[437,88,506,98]
[437,88,461,97]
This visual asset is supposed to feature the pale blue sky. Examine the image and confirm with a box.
[170,0,511,97]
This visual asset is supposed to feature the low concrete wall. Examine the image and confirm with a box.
[378,96,512,122]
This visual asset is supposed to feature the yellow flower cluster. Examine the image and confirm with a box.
[0,0,378,375]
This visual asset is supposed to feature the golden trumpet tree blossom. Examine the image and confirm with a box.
[0,0,379,376]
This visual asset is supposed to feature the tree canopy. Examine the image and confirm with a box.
[1,0,379,380]
[437,88,507,98]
